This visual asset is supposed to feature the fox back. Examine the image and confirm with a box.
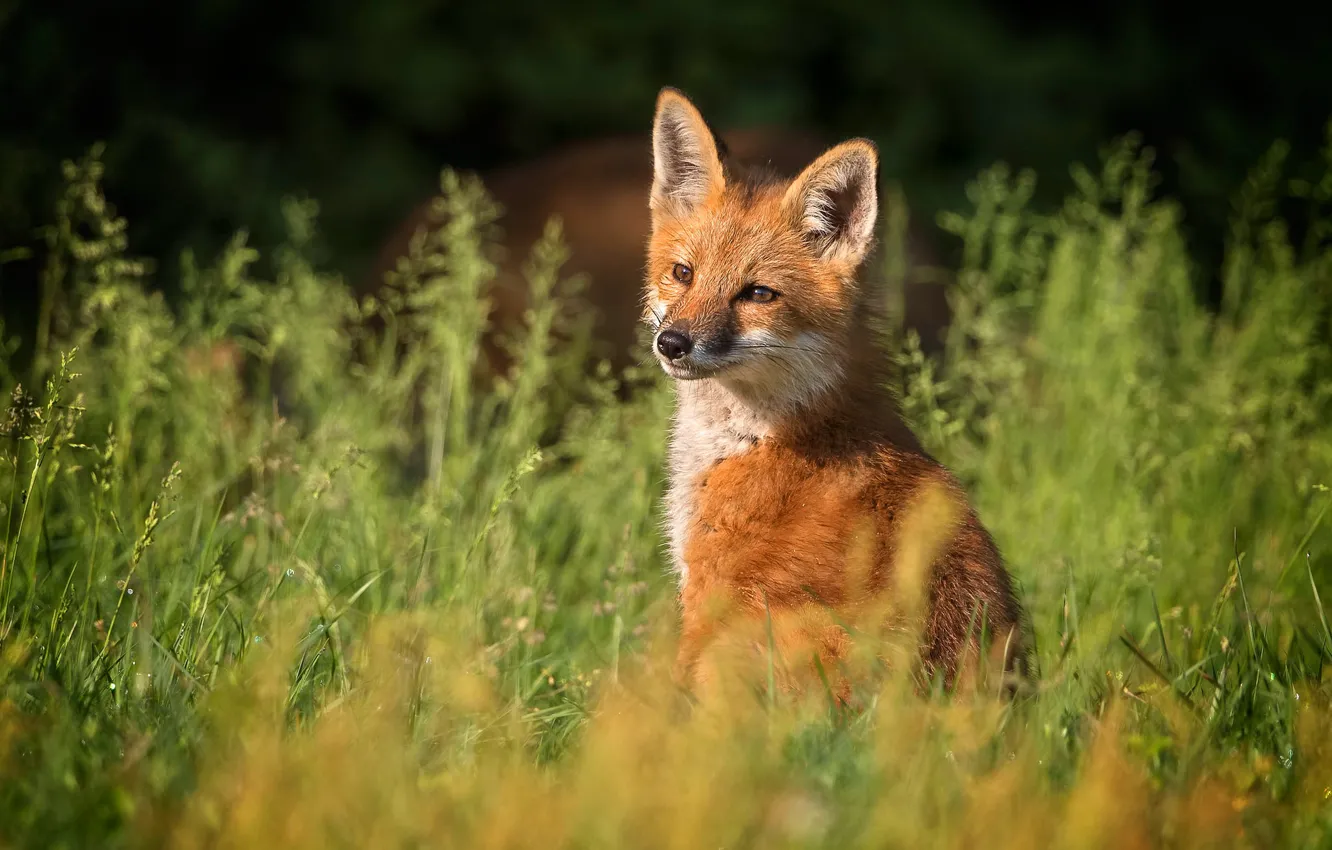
[644,88,1028,700]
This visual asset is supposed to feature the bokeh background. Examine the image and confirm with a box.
[2,0,1330,355]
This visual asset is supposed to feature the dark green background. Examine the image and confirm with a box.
[2,0,1330,349]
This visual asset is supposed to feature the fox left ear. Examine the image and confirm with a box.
[783,140,879,266]
[650,88,726,221]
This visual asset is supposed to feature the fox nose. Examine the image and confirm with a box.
[656,329,693,361]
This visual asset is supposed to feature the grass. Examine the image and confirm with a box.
[2,130,1332,849]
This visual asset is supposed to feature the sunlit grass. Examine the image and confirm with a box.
[3,129,1332,848]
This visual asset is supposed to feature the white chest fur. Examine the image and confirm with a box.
[663,380,772,588]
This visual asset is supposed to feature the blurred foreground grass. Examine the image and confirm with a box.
[3,132,1332,848]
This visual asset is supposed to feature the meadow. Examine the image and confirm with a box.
[2,132,1332,848]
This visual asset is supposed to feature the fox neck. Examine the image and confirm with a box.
[672,320,898,446]
[662,338,895,588]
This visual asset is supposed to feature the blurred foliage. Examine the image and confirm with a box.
[2,0,1330,340]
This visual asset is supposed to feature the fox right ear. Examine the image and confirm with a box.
[650,88,725,220]
[783,140,879,267]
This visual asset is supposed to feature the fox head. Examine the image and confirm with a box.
[644,87,879,410]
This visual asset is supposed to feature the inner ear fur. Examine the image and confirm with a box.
[782,140,879,266]
[650,87,726,220]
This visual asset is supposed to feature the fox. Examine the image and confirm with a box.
[364,129,952,385]
[644,88,1028,703]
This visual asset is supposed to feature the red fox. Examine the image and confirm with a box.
[364,129,951,384]
[644,88,1027,702]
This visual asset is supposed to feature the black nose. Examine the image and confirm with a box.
[656,329,693,361]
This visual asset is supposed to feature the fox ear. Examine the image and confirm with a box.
[651,88,725,220]
[783,140,879,266]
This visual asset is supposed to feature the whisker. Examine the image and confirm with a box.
[730,341,826,355]
[640,301,666,331]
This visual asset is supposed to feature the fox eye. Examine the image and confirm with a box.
[741,284,778,304]
[671,263,693,284]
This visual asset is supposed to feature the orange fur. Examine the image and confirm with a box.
[645,88,1028,703]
